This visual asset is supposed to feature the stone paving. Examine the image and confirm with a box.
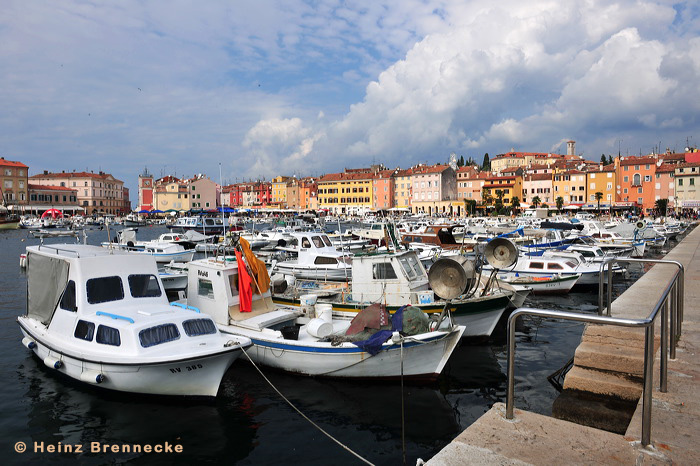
[426,224,700,465]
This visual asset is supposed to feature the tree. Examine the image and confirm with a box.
[595,191,603,215]
[556,196,564,213]
[482,153,490,171]
[463,198,476,216]
[655,198,669,217]
[608,155,614,165]
[531,196,541,208]
[600,154,607,164]
[511,196,521,214]
[458,155,465,167]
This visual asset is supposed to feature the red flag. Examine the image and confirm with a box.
[236,250,253,312]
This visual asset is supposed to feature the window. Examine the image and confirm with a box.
[529,262,544,269]
[644,175,652,182]
[183,319,217,336]
[547,263,564,270]
[198,279,214,298]
[691,178,696,186]
[74,320,95,341]
[322,235,332,247]
[633,174,641,185]
[128,274,162,298]
[314,256,338,265]
[311,236,324,248]
[373,262,398,279]
[679,179,684,186]
[227,274,239,296]
[139,324,180,348]
[60,280,77,311]
[86,276,124,304]
[96,325,121,346]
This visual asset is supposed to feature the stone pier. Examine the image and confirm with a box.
[426,225,700,464]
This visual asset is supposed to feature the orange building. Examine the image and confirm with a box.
[616,156,657,212]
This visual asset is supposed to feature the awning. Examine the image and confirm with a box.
[681,200,700,208]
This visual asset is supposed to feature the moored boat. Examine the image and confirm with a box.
[18,243,251,396]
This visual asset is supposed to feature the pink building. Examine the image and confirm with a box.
[522,174,553,205]
[410,164,456,203]
[655,163,676,208]
[456,167,489,203]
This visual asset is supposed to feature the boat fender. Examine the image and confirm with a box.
[126,241,134,248]
[43,355,63,370]
[22,337,36,349]
[79,370,105,384]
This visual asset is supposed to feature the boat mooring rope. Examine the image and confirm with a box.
[240,347,375,466]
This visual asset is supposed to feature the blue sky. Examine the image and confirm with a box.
[1,0,699,199]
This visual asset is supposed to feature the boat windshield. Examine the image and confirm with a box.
[86,276,124,304]
[321,235,333,247]
[128,274,162,298]
[398,255,423,280]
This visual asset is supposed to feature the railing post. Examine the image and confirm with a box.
[670,280,677,360]
[678,264,685,326]
[642,323,655,447]
[598,261,606,315]
[607,260,614,316]
[661,300,668,393]
[506,312,517,420]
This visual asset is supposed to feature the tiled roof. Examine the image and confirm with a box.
[524,174,552,181]
[31,171,121,182]
[619,156,656,166]
[0,158,28,168]
[28,184,76,192]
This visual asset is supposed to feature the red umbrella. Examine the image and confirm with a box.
[41,208,63,219]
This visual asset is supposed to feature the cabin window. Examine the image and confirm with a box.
[128,274,162,298]
[529,262,544,269]
[314,256,338,265]
[96,325,121,346]
[139,324,180,348]
[86,276,124,304]
[565,261,578,268]
[322,235,333,247]
[547,263,564,270]
[60,280,77,312]
[183,318,217,337]
[227,274,239,296]
[312,236,324,248]
[301,237,311,248]
[373,262,398,279]
[198,279,215,299]
[74,320,95,341]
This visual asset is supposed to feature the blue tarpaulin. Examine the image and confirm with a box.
[351,305,407,355]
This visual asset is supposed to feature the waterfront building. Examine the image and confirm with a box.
[188,175,219,210]
[30,170,128,215]
[1,157,29,207]
[616,156,657,212]
[552,170,586,206]
[271,176,291,208]
[410,164,458,215]
[317,170,374,215]
[393,168,413,209]
[26,184,81,214]
[482,174,523,207]
[372,170,395,210]
[456,167,489,203]
[522,173,553,206]
[153,176,189,212]
[674,162,700,210]
[490,149,569,173]
[298,178,317,210]
[585,165,616,210]
[655,163,677,210]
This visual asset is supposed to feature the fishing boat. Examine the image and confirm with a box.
[273,250,513,338]
[17,244,251,397]
[179,252,465,380]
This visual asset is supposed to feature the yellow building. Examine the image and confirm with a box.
[393,168,413,209]
[586,166,616,208]
[482,175,523,206]
[153,176,191,211]
[271,176,291,207]
[552,170,587,205]
[317,171,374,215]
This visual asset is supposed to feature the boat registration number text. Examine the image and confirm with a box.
[169,363,203,374]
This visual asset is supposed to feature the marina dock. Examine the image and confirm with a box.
[427,224,700,464]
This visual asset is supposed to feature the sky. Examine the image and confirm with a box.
[1,0,699,199]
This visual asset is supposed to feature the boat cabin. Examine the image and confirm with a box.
[349,250,431,304]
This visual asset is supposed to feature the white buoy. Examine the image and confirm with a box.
[43,355,62,369]
[79,370,105,384]
[22,337,36,349]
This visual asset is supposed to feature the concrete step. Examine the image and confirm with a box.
[552,389,638,434]
[581,323,647,347]
[574,341,646,376]
[563,366,642,401]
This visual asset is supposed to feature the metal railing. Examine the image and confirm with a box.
[506,258,684,447]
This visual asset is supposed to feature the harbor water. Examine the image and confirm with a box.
[0,225,677,465]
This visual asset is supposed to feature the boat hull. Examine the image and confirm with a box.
[19,320,245,397]
[221,325,465,380]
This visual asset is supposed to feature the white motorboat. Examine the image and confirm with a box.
[102,228,195,263]
[496,272,580,294]
[484,253,601,286]
[180,254,465,380]
[272,232,352,281]
[18,244,251,397]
